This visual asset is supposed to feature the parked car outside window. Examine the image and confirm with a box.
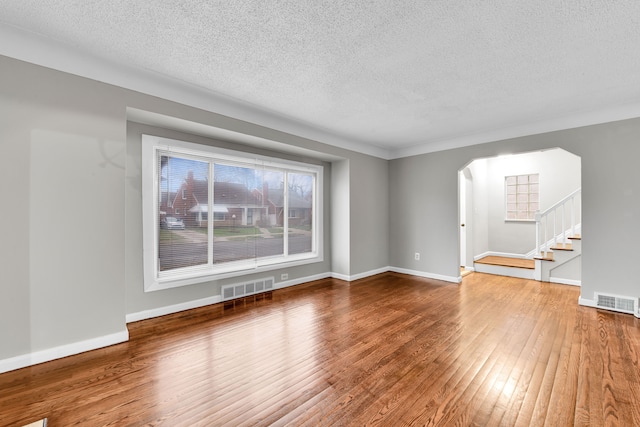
[161,217,185,230]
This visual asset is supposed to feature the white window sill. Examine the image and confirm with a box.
[144,254,323,292]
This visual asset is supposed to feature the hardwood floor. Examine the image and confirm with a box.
[1,272,639,426]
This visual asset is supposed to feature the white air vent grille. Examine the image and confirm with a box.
[223,287,234,299]
[595,293,636,315]
[221,277,274,301]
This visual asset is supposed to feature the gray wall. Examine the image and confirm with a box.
[350,154,389,276]
[0,57,128,359]
[330,160,350,277]
[389,153,462,277]
[550,256,581,281]
[0,55,390,363]
[390,121,640,301]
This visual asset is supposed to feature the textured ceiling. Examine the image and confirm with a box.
[2,1,640,158]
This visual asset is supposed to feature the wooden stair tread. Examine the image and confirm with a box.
[475,256,535,269]
[534,252,554,261]
[568,234,581,240]
[551,243,573,251]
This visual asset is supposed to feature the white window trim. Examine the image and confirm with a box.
[142,134,324,292]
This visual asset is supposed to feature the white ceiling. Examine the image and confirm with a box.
[2,1,640,159]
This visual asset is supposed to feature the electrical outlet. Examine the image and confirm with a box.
[281,273,288,280]
[414,253,420,261]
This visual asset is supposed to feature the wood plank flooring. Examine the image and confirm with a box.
[1,272,639,426]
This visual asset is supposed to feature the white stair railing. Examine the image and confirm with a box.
[535,188,581,256]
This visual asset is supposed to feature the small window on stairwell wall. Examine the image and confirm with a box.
[505,174,539,221]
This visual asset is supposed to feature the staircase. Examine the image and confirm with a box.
[533,234,581,283]
[532,188,581,283]
[473,189,581,284]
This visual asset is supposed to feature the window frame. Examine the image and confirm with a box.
[142,134,324,292]
[505,173,539,222]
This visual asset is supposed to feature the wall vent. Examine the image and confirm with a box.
[595,292,636,315]
[221,277,274,301]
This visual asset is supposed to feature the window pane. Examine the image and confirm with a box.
[288,173,314,255]
[158,155,209,271]
[213,164,259,264]
[255,169,284,259]
[504,173,539,220]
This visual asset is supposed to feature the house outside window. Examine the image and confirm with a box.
[142,134,323,291]
[505,174,539,220]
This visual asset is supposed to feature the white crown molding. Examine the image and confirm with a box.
[3,23,640,162]
[0,23,391,160]
[391,102,640,159]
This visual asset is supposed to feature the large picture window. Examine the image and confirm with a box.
[142,135,323,291]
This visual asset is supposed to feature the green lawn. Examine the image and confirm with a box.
[189,226,262,237]
[159,229,187,242]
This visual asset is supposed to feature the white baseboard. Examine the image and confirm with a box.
[275,272,333,289]
[474,251,528,261]
[330,267,391,282]
[549,277,581,286]
[331,272,350,281]
[0,329,129,374]
[126,295,223,323]
[389,267,461,284]
[578,296,596,308]
[580,294,639,318]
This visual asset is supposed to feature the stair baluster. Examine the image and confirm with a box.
[535,188,581,257]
